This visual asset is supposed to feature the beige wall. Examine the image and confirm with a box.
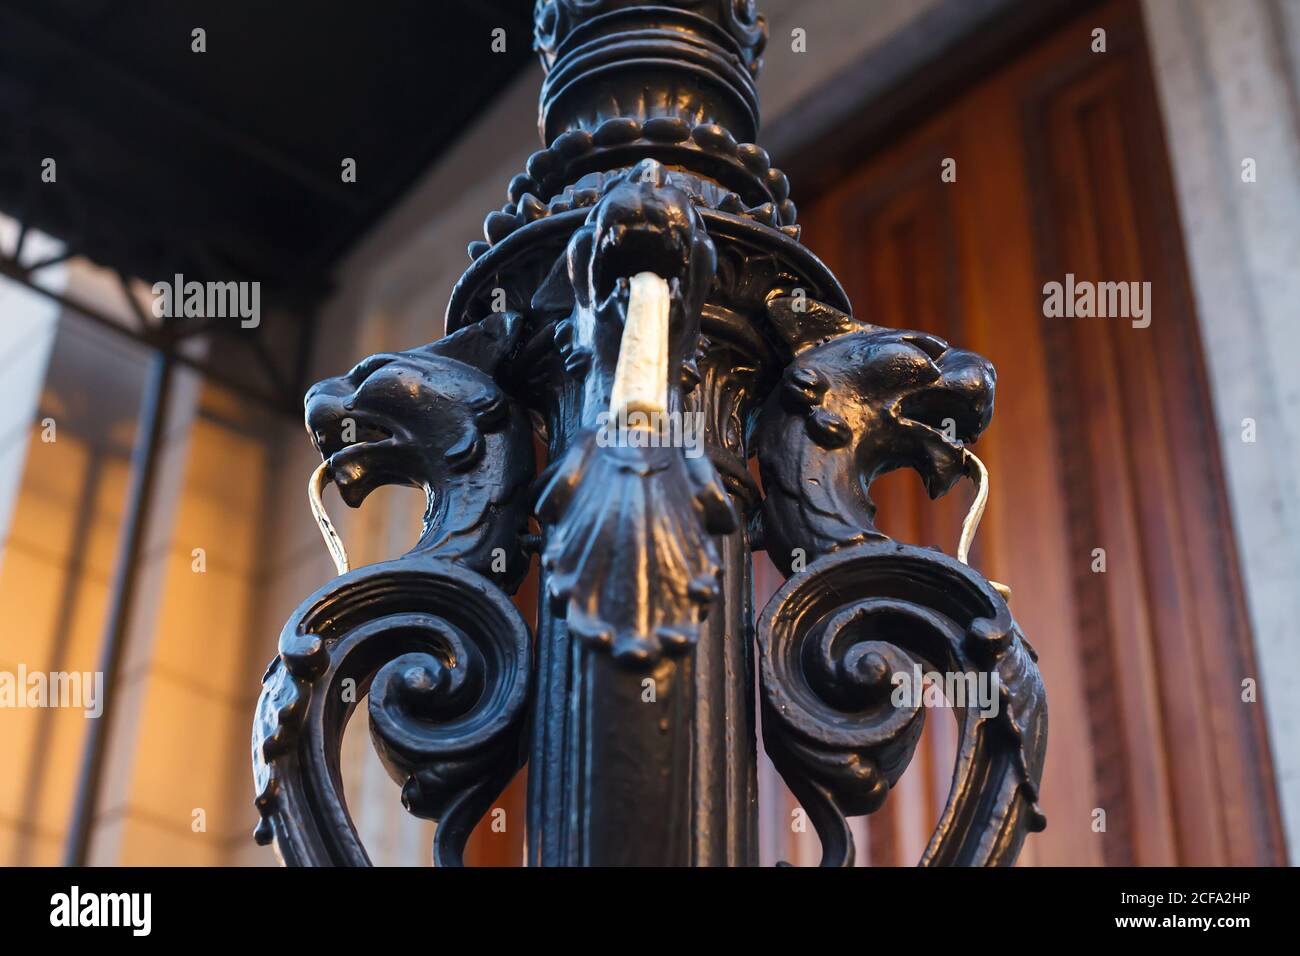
[0,252,291,865]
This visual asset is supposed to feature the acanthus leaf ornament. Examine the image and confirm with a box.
[536,433,737,664]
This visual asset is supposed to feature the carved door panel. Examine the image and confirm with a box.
[775,0,1285,865]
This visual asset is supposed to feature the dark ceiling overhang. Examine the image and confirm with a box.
[0,0,537,312]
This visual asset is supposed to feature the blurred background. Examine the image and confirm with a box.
[0,0,1296,866]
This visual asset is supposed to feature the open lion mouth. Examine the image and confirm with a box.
[305,383,403,507]
[897,387,985,446]
[895,395,976,498]
[312,417,393,461]
[317,428,400,508]
[892,350,996,497]
[593,224,690,312]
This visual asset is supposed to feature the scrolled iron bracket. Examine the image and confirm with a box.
[252,313,536,866]
[754,296,1047,866]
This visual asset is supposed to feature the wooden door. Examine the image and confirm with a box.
[772,0,1285,865]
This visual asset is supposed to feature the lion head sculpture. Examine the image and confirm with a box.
[531,158,717,430]
[757,296,995,576]
[303,311,534,592]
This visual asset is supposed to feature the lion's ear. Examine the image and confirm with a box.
[765,296,881,356]
[421,311,522,374]
[531,246,576,314]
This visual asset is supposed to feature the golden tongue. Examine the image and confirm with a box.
[609,272,670,427]
[957,450,1012,603]
[309,459,350,576]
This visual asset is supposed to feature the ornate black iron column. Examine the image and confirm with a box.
[252,0,1047,867]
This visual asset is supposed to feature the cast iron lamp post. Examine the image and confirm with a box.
[252,0,1046,867]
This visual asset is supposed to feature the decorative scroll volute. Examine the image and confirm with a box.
[757,543,1047,866]
[252,558,531,866]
